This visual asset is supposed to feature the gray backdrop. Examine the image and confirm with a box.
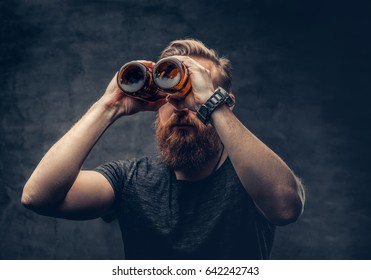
[1,0,370,259]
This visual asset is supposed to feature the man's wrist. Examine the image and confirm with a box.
[210,103,231,125]
[92,98,121,124]
[196,87,234,125]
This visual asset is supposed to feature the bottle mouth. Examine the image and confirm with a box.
[117,62,148,93]
[153,57,183,89]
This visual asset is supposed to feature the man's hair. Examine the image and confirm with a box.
[159,39,232,92]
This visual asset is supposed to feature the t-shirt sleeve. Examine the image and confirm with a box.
[95,161,125,198]
[94,160,133,222]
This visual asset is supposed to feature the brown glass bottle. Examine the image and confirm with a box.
[153,57,192,99]
[117,58,192,102]
[117,61,165,101]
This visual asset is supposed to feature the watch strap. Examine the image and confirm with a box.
[196,87,234,125]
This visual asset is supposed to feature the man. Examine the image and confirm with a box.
[22,39,305,259]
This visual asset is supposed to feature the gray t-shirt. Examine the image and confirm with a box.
[95,156,275,259]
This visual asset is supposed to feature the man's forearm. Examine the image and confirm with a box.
[22,100,116,208]
[211,105,305,225]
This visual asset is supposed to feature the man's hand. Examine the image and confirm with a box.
[165,56,215,112]
[100,60,166,119]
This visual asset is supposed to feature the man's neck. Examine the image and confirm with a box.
[174,147,227,181]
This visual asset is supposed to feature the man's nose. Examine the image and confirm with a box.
[167,96,189,113]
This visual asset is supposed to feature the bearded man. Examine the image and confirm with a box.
[22,39,305,259]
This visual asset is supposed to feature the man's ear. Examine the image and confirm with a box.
[229,93,236,110]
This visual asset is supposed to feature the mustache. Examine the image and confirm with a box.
[167,113,199,128]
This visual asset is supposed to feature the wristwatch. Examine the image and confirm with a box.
[196,87,234,125]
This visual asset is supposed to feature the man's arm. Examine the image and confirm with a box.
[22,68,165,220]
[21,101,116,220]
[211,105,305,226]
[175,55,305,226]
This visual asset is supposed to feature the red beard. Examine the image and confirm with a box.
[155,112,221,170]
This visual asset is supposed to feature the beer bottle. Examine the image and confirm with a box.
[117,61,164,101]
[153,57,192,99]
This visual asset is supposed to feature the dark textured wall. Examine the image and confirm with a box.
[1,0,370,259]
